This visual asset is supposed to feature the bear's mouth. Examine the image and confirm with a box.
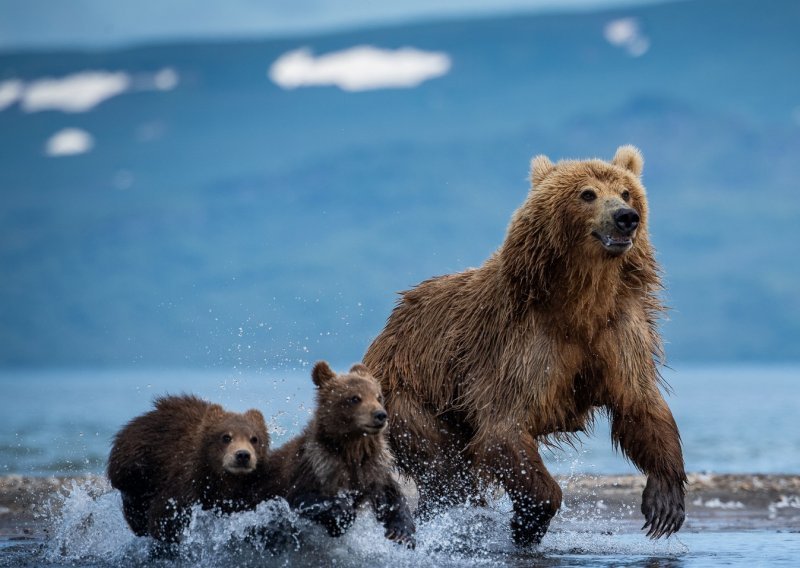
[361,424,386,435]
[223,456,257,474]
[591,231,633,255]
[224,463,256,474]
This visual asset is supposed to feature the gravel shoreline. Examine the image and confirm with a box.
[2,473,799,539]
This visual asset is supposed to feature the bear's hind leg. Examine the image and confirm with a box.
[477,437,562,547]
[388,396,478,519]
[413,452,480,520]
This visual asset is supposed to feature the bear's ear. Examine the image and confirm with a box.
[244,408,265,426]
[311,361,336,387]
[530,154,555,186]
[348,363,371,377]
[611,145,643,177]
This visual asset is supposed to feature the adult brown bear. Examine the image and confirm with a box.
[364,146,686,546]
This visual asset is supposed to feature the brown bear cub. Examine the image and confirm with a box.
[268,361,415,548]
[108,395,272,543]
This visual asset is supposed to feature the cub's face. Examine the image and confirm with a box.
[312,361,388,437]
[333,375,388,435]
[530,145,648,259]
[204,410,270,475]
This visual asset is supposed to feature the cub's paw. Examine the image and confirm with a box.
[317,494,356,537]
[245,519,300,554]
[384,518,416,549]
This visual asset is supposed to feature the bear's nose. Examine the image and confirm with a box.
[613,208,640,235]
[373,410,388,425]
[235,450,251,465]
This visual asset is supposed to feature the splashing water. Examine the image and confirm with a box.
[29,480,691,568]
[44,480,145,565]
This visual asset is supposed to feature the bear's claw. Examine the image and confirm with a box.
[641,476,685,539]
[385,527,416,549]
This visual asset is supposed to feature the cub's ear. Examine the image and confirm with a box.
[530,154,554,186]
[348,363,371,377]
[244,408,265,426]
[312,361,336,387]
[612,145,643,177]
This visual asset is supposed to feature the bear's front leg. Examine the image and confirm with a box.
[292,491,356,537]
[120,491,152,537]
[147,495,192,544]
[372,479,416,549]
[478,436,562,547]
[608,388,686,538]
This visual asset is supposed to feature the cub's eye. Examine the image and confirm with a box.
[580,189,597,202]
[348,395,362,405]
[621,190,631,201]
[377,394,384,404]
[221,434,232,444]
[250,436,259,445]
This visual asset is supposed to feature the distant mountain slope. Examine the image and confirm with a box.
[1,0,799,367]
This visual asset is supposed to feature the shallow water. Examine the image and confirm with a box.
[2,478,799,567]
[1,365,799,475]
[2,365,799,566]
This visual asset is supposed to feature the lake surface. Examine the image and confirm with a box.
[1,365,799,476]
[1,365,799,566]
[2,480,800,567]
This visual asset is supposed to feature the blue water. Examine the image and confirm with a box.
[1,479,799,567]
[1,365,799,566]
[1,365,799,476]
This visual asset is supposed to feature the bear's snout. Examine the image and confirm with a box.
[372,410,388,427]
[222,442,258,473]
[613,207,640,236]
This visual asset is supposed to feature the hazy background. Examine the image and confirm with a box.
[2,0,799,371]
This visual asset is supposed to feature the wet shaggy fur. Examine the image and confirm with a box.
[364,146,686,546]
[268,361,415,548]
[108,395,272,543]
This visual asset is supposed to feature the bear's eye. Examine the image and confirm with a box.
[621,190,631,201]
[580,189,597,202]
[250,436,258,445]
[377,393,384,404]
[221,434,232,444]
[348,395,362,405]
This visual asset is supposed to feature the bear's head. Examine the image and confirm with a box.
[500,146,658,308]
[526,145,648,259]
[202,408,270,475]
[311,361,388,438]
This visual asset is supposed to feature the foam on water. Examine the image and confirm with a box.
[38,481,688,567]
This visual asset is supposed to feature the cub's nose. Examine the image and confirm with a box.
[613,208,640,235]
[234,450,251,465]
[373,410,388,426]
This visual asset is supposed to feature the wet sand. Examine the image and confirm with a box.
[2,473,799,540]
[560,473,800,533]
